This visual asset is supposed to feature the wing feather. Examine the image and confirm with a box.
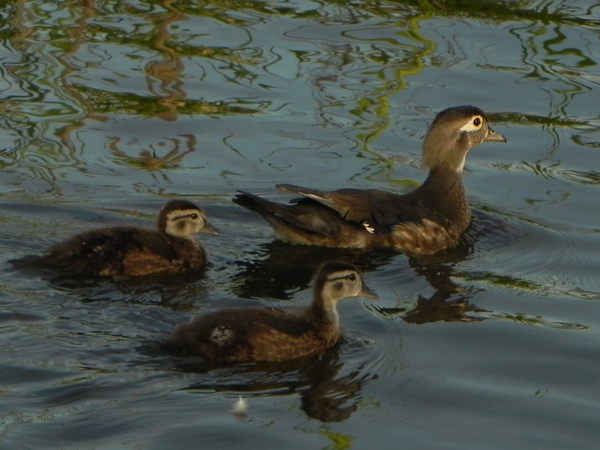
[277,183,420,231]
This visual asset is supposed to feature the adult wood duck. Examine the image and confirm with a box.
[38,200,218,276]
[234,105,506,255]
[164,261,378,362]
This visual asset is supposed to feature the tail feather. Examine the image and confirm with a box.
[277,183,326,200]
[233,191,332,237]
[233,191,291,216]
[276,183,344,213]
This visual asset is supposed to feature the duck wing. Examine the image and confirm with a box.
[234,190,338,236]
[277,183,420,232]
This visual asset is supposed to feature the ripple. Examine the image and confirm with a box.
[485,311,589,331]
[461,209,600,298]
[156,310,404,423]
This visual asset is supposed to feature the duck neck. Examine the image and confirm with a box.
[308,291,340,338]
[417,167,471,228]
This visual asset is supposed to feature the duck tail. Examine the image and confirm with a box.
[233,191,289,215]
[233,191,332,239]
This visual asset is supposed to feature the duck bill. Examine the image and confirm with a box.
[200,220,220,236]
[360,283,379,300]
[484,128,507,143]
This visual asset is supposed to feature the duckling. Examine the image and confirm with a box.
[164,261,378,362]
[233,105,507,255]
[38,200,218,276]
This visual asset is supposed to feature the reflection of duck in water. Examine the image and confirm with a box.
[402,259,486,324]
[231,240,396,300]
[35,200,218,276]
[234,106,506,255]
[165,261,378,362]
[368,243,487,325]
[176,348,375,422]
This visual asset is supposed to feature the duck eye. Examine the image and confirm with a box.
[348,274,356,281]
[190,213,198,219]
[459,115,484,132]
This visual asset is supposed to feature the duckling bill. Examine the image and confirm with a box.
[164,261,378,362]
[234,105,507,255]
[37,200,218,276]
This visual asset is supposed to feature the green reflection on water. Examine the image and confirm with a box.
[0,0,598,198]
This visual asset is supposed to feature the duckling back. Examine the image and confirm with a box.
[34,200,217,277]
[166,307,333,362]
[41,226,208,276]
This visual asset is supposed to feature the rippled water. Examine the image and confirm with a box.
[2,1,600,449]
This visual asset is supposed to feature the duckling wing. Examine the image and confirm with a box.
[131,230,178,261]
[167,308,318,362]
[277,184,419,232]
[45,227,134,262]
[212,308,311,337]
[197,308,312,340]
[241,310,327,361]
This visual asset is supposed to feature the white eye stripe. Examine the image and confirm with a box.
[458,115,484,132]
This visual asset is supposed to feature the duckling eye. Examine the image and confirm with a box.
[348,274,356,282]
[473,117,481,127]
[190,213,198,220]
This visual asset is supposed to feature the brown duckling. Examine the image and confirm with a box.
[38,200,218,276]
[164,261,378,362]
[233,105,507,255]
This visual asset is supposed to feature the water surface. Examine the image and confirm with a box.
[1,1,600,449]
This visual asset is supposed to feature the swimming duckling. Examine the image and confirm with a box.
[164,261,378,362]
[233,105,507,255]
[38,200,218,276]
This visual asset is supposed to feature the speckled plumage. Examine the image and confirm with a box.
[164,261,378,362]
[233,106,507,255]
[38,200,218,276]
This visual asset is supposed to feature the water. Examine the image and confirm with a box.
[1,0,600,448]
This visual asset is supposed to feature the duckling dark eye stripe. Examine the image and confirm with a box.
[326,272,355,282]
[168,210,201,220]
[174,214,197,220]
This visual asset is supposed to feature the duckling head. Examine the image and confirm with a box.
[422,105,507,173]
[159,200,219,238]
[316,261,378,305]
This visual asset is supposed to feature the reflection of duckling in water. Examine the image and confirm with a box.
[165,261,378,362]
[37,200,218,276]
